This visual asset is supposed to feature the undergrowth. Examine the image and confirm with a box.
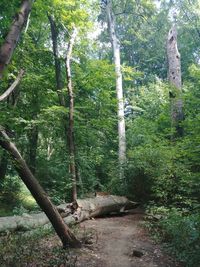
[146,205,200,267]
[0,226,78,267]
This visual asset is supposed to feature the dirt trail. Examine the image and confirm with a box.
[77,214,181,267]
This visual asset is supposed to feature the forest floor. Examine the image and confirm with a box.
[76,213,182,267]
[0,212,183,267]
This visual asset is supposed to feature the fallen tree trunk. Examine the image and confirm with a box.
[0,195,138,233]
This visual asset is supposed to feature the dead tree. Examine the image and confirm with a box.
[65,27,78,202]
[104,0,126,179]
[167,24,184,137]
[0,195,139,233]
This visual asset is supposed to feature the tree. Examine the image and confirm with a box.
[104,0,126,179]
[65,27,78,201]
[167,23,184,136]
[0,0,81,248]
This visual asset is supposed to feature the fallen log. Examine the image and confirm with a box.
[0,195,138,233]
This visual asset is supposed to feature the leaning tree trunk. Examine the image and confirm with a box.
[0,129,81,248]
[0,0,81,248]
[66,27,78,202]
[0,0,34,78]
[167,24,184,137]
[105,0,126,180]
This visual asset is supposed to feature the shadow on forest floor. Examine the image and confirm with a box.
[0,214,183,267]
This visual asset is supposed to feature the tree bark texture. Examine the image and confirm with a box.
[167,24,184,136]
[48,15,66,107]
[66,27,78,202]
[0,0,34,78]
[0,195,138,233]
[105,0,126,177]
[0,129,81,248]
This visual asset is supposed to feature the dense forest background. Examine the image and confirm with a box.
[0,0,200,265]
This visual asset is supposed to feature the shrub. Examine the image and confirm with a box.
[158,211,200,267]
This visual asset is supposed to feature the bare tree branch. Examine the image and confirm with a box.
[0,69,24,102]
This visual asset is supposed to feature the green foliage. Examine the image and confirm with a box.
[158,211,200,267]
[0,0,200,264]
[0,176,21,207]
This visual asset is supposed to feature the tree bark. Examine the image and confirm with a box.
[66,27,78,202]
[0,151,8,180]
[48,15,66,107]
[48,16,78,201]
[0,129,81,248]
[105,0,126,179]
[0,0,34,78]
[28,125,38,175]
[167,24,184,137]
[0,195,138,233]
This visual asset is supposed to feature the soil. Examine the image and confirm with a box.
[0,212,183,267]
[76,213,182,267]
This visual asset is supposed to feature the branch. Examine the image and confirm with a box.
[0,69,24,102]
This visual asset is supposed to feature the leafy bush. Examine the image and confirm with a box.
[0,175,21,207]
[158,211,200,267]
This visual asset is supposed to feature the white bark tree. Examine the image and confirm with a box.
[105,0,126,179]
[65,27,78,201]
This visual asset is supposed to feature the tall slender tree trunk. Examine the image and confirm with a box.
[0,129,81,248]
[65,28,78,201]
[105,0,126,179]
[28,125,38,175]
[167,24,184,137]
[48,15,66,107]
[0,151,8,180]
[0,0,34,78]
[48,16,79,201]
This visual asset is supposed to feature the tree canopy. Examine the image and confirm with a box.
[0,0,200,265]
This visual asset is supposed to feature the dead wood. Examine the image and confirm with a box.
[0,195,138,233]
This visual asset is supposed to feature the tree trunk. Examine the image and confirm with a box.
[0,195,138,233]
[0,0,34,78]
[105,0,126,179]
[66,27,78,202]
[48,16,78,202]
[28,125,38,175]
[0,129,81,248]
[167,24,184,137]
[0,151,8,180]
[48,15,66,107]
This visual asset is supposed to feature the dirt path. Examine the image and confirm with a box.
[76,214,181,267]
